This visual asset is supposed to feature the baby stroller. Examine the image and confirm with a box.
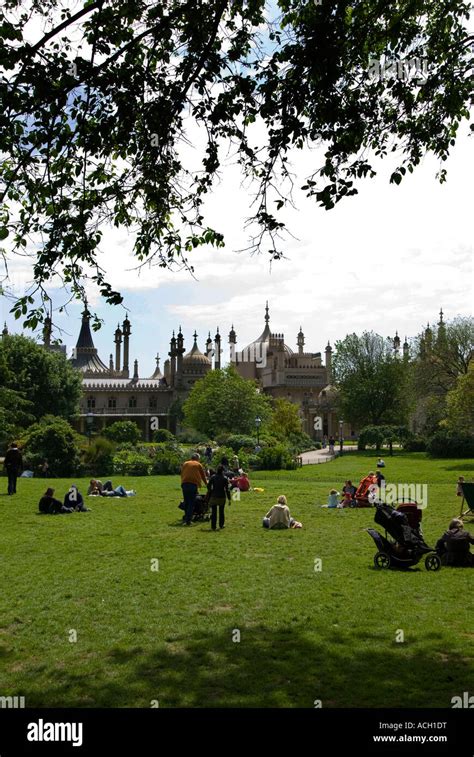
[192,492,210,522]
[367,501,441,571]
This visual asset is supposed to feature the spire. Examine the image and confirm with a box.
[109,354,114,370]
[439,307,444,325]
[265,301,270,324]
[393,331,401,353]
[71,310,108,373]
[2,321,8,337]
[229,324,236,344]
[403,336,409,359]
[297,326,305,355]
[76,309,95,350]
[133,358,139,381]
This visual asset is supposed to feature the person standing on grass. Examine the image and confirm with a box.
[4,442,23,495]
[207,465,231,531]
[180,453,208,525]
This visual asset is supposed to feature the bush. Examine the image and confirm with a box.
[211,446,249,472]
[150,446,185,475]
[403,436,427,452]
[112,450,150,475]
[215,432,230,446]
[104,421,142,445]
[313,441,322,450]
[82,437,115,476]
[287,431,315,454]
[225,434,256,453]
[23,418,81,477]
[152,428,176,443]
[177,428,207,444]
[426,430,474,458]
[254,444,297,470]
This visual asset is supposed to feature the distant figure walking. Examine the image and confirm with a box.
[207,465,231,531]
[4,442,23,495]
[328,436,335,454]
[180,453,208,526]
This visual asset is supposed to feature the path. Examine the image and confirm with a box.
[299,446,358,465]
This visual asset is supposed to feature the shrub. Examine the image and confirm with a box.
[210,446,249,472]
[177,428,207,444]
[215,432,230,446]
[104,421,142,445]
[152,428,176,443]
[254,444,297,470]
[287,431,314,454]
[112,450,150,475]
[426,430,474,458]
[82,437,115,476]
[225,434,256,453]
[403,436,427,452]
[313,441,322,450]
[23,418,81,477]
[150,447,185,475]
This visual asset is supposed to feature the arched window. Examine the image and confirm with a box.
[129,396,137,408]
[87,396,96,410]
[108,397,117,409]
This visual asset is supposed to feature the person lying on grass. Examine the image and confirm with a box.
[263,495,302,529]
[39,488,73,514]
[436,518,474,567]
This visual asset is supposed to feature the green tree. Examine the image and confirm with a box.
[444,361,474,434]
[0,1,471,324]
[333,332,410,428]
[268,398,302,439]
[0,334,82,420]
[183,365,272,438]
[103,420,142,445]
[23,417,81,476]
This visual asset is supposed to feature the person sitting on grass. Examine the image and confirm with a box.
[100,482,136,497]
[327,488,340,508]
[207,464,231,531]
[263,495,302,529]
[64,485,91,512]
[230,471,250,492]
[88,479,103,495]
[436,518,474,567]
[39,487,74,514]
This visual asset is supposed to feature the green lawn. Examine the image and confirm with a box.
[0,453,472,708]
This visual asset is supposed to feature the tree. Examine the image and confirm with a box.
[358,424,411,454]
[0,334,82,421]
[183,365,272,437]
[332,332,410,427]
[444,361,474,435]
[22,417,82,476]
[0,1,472,327]
[268,398,302,439]
[103,420,142,445]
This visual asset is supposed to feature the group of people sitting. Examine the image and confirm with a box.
[436,518,474,567]
[87,479,136,497]
[325,471,386,508]
[38,485,91,514]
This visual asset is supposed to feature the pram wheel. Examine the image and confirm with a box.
[425,554,441,571]
[374,552,391,569]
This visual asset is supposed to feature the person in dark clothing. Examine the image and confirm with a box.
[207,465,231,530]
[4,442,23,495]
[375,470,386,488]
[436,518,474,567]
[39,488,73,514]
[63,485,90,512]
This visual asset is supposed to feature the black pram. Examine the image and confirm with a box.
[367,501,441,571]
[178,492,210,522]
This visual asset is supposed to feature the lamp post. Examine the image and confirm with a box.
[86,412,94,446]
[339,419,344,456]
[255,416,262,447]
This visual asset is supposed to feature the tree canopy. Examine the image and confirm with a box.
[182,364,272,437]
[332,331,411,427]
[0,0,472,328]
[0,334,83,420]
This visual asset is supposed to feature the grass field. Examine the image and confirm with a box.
[0,452,473,709]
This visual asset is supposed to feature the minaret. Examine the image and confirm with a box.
[122,315,131,377]
[437,307,447,347]
[43,315,52,348]
[206,332,213,360]
[2,321,8,338]
[425,322,433,353]
[265,301,270,325]
[297,326,305,355]
[393,331,401,356]
[214,328,221,369]
[229,324,237,363]
[169,331,177,387]
[176,327,185,387]
[403,336,409,360]
[114,324,122,372]
[325,341,332,382]
[133,359,139,382]
[109,354,114,371]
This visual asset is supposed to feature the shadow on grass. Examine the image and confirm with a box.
[26,625,465,709]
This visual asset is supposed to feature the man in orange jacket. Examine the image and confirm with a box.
[180,453,208,525]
